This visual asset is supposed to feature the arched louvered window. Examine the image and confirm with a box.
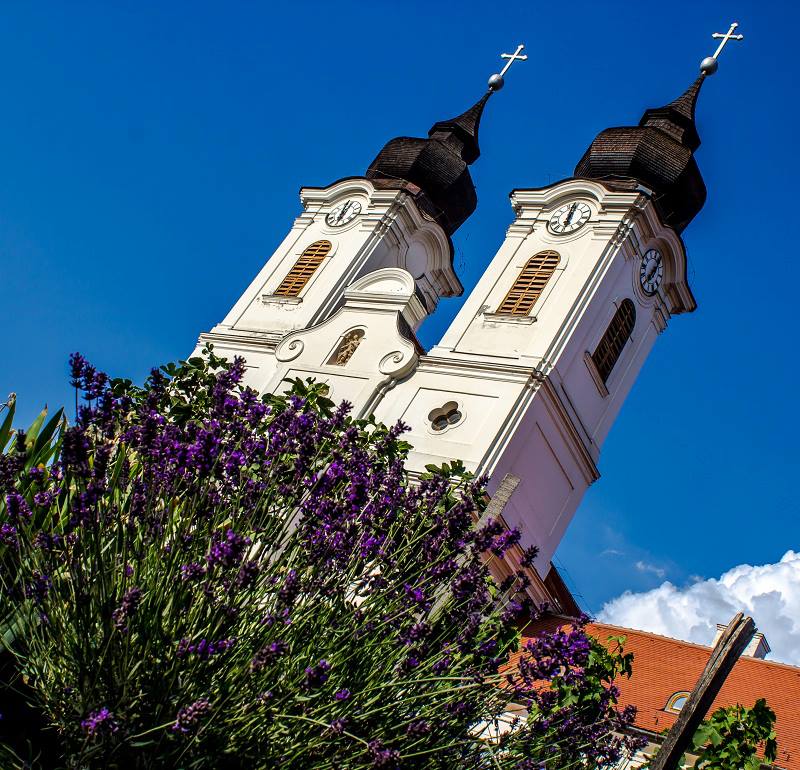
[497,251,560,316]
[274,240,332,297]
[591,299,636,383]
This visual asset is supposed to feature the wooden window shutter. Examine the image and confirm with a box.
[591,299,636,383]
[274,240,332,297]
[497,251,560,316]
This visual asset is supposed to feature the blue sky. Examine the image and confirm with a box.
[2,2,798,641]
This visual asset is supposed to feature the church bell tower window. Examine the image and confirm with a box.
[274,240,332,297]
[591,299,636,383]
[497,251,560,316]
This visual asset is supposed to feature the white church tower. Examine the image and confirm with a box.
[196,47,718,607]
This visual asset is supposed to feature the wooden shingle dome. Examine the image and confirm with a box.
[574,77,708,233]
[366,93,491,235]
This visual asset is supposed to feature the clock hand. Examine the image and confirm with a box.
[563,203,577,228]
[337,202,349,224]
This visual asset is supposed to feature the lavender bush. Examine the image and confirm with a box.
[0,349,641,768]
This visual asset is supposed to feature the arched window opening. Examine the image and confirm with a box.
[274,240,332,297]
[591,299,636,383]
[497,251,560,316]
[327,329,364,366]
[665,692,690,714]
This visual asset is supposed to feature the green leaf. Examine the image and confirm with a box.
[32,408,64,458]
[0,396,16,450]
[25,407,48,445]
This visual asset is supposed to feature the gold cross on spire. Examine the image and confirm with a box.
[701,22,744,75]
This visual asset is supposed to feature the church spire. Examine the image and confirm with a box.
[574,23,743,234]
[427,91,491,164]
[638,75,704,151]
[667,75,704,120]
[366,46,527,236]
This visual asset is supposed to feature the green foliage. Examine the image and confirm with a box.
[692,699,777,770]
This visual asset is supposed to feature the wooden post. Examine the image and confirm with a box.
[648,613,757,770]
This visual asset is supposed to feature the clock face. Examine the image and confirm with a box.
[326,199,361,227]
[639,248,664,295]
[548,201,591,235]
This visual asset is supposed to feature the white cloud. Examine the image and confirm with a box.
[635,560,666,579]
[599,550,800,666]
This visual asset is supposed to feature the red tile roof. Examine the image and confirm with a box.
[520,618,800,770]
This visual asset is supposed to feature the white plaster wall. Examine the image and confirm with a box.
[381,179,694,575]
[260,268,423,415]
[212,178,458,339]
[375,369,526,472]
[192,176,696,585]
[194,177,461,392]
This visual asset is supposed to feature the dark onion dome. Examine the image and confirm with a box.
[574,76,707,233]
[366,92,491,235]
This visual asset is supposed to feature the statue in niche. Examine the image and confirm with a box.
[328,329,364,366]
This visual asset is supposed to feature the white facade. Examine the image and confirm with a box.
[196,174,695,579]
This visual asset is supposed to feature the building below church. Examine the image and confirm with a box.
[518,617,800,769]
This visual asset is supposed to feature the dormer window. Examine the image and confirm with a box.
[665,692,690,713]
[497,251,560,316]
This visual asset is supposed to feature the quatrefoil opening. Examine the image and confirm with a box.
[428,401,463,433]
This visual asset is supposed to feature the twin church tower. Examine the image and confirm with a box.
[194,36,739,608]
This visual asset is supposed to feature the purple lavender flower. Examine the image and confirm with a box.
[5,492,31,521]
[478,639,498,657]
[403,583,429,609]
[24,572,52,604]
[206,529,250,570]
[304,659,331,689]
[80,707,119,737]
[178,637,236,660]
[171,698,211,735]
[277,569,300,608]
[250,640,288,672]
[32,490,54,508]
[69,352,87,389]
[520,544,539,568]
[180,562,205,581]
[490,527,521,557]
[330,717,348,735]
[112,587,142,633]
[235,559,260,589]
[406,719,430,737]
[0,350,642,767]
[367,739,400,768]
[0,523,18,547]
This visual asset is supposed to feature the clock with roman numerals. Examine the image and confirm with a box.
[326,199,361,227]
[639,248,664,295]
[548,201,591,234]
